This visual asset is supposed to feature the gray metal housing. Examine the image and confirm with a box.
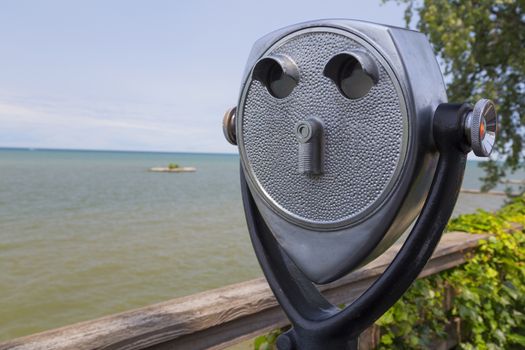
[236,19,447,284]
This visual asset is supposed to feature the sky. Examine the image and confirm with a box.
[0,0,410,153]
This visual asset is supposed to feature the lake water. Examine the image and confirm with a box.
[0,148,519,341]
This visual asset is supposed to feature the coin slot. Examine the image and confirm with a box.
[295,118,324,175]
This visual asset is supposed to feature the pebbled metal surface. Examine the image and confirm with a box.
[239,29,407,228]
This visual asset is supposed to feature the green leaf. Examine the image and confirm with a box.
[508,333,525,346]
[380,334,393,345]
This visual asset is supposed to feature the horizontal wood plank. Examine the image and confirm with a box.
[0,232,488,350]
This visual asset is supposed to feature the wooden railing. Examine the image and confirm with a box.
[0,232,487,350]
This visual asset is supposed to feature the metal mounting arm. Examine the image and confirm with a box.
[240,103,475,350]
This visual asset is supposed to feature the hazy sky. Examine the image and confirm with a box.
[0,0,409,153]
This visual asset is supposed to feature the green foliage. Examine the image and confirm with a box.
[168,163,179,170]
[376,276,449,348]
[378,195,525,349]
[446,209,508,235]
[386,0,525,192]
[499,193,525,226]
[253,328,285,350]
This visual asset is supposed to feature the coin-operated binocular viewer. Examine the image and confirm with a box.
[223,20,497,350]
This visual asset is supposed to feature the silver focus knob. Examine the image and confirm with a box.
[464,99,497,157]
[223,107,237,145]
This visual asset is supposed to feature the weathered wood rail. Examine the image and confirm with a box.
[0,232,487,350]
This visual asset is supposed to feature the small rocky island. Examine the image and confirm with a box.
[149,163,196,173]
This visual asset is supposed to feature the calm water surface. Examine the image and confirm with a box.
[0,149,519,341]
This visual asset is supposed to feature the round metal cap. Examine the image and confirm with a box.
[468,99,497,157]
[223,107,237,145]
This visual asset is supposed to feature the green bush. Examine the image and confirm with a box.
[378,195,525,349]
[253,329,286,350]
[254,195,525,349]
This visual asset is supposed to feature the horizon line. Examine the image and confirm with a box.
[0,146,239,156]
